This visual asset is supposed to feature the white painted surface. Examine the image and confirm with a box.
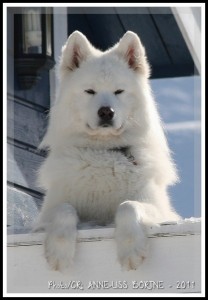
[171,7,201,74]
[7,219,201,294]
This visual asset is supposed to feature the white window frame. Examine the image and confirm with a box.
[171,7,201,74]
[5,6,204,296]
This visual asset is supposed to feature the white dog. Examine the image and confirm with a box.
[36,31,180,271]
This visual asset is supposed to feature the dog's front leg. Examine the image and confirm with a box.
[115,200,160,271]
[39,203,78,271]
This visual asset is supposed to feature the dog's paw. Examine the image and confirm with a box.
[39,203,78,271]
[116,234,148,271]
[44,232,76,271]
[115,200,151,270]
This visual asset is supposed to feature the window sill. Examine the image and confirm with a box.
[7,218,201,294]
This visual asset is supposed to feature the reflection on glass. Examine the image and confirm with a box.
[46,8,52,56]
[22,8,42,54]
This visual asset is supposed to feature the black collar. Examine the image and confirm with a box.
[108,147,137,165]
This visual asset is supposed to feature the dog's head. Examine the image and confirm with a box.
[43,31,152,147]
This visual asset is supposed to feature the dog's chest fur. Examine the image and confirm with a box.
[57,147,141,223]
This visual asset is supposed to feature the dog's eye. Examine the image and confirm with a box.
[114,89,124,95]
[85,89,96,95]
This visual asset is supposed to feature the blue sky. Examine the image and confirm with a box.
[150,75,201,218]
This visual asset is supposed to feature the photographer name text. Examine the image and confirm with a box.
[48,280,195,291]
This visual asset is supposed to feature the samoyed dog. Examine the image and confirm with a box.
[36,31,180,271]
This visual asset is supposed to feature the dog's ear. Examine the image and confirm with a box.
[112,31,150,77]
[60,31,94,73]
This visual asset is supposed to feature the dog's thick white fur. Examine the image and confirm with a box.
[36,31,180,271]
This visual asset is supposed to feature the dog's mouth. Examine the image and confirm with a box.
[86,123,124,136]
[100,123,112,128]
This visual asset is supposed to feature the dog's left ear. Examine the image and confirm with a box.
[112,31,150,77]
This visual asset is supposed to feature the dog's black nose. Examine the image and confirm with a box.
[98,106,115,121]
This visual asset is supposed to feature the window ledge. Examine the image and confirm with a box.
[7,218,201,294]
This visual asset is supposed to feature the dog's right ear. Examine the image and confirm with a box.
[60,31,94,73]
